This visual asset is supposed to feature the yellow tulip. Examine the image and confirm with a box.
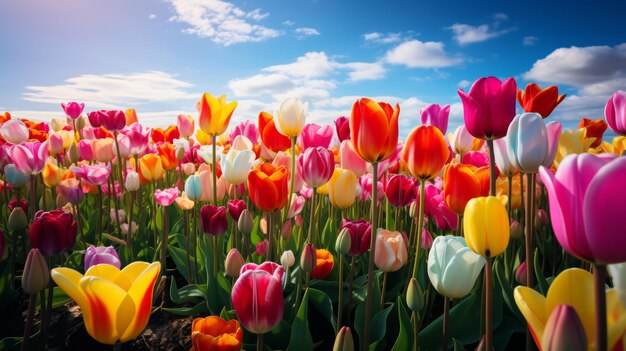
[327,168,357,209]
[514,268,626,350]
[175,191,195,210]
[42,162,63,188]
[197,93,237,136]
[138,154,164,183]
[50,262,160,345]
[463,196,510,258]
[554,128,596,166]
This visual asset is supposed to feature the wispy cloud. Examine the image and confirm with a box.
[166,0,282,46]
[448,14,513,45]
[149,14,157,20]
[385,40,463,68]
[282,20,295,26]
[295,27,320,39]
[23,71,198,109]
[523,36,538,46]
[363,32,403,44]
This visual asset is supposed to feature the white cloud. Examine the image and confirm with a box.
[448,23,510,45]
[363,32,403,44]
[385,40,463,68]
[282,20,295,26]
[295,27,320,38]
[229,74,295,97]
[493,13,508,21]
[263,52,337,79]
[166,0,281,46]
[149,14,157,20]
[341,62,386,82]
[458,80,471,88]
[23,71,198,109]
[523,36,537,46]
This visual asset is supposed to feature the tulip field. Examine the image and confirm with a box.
[2,81,626,351]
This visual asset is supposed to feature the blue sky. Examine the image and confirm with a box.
[1,0,625,136]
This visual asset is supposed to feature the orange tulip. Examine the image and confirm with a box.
[443,163,482,215]
[151,126,180,144]
[42,162,63,188]
[247,163,289,212]
[310,249,335,280]
[472,165,492,198]
[157,143,177,171]
[138,154,164,183]
[402,125,450,181]
[0,112,10,124]
[517,83,566,119]
[92,138,115,163]
[578,118,608,148]
[258,112,291,153]
[197,93,237,137]
[349,98,399,163]
[191,316,243,351]
[125,108,138,126]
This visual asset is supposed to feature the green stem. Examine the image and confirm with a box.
[411,181,426,280]
[380,272,388,309]
[20,294,36,351]
[337,253,344,328]
[267,212,273,261]
[346,256,356,326]
[442,297,449,351]
[487,139,496,196]
[307,191,317,245]
[160,206,168,277]
[363,162,379,350]
[594,264,608,351]
[284,136,297,223]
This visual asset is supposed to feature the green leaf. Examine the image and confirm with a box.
[287,288,313,351]
[494,316,526,350]
[391,297,414,351]
[0,336,22,351]
[452,338,465,351]
[169,279,206,304]
[534,248,549,295]
[494,259,524,323]
[36,287,71,310]
[167,235,192,283]
[368,305,393,350]
[354,271,383,347]
[308,288,337,333]
[163,302,208,316]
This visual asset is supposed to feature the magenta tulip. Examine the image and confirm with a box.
[420,103,450,134]
[99,110,126,132]
[154,187,179,207]
[605,90,626,136]
[10,141,49,175]
[227,199,247,221]
[297,146,334,188]
[78,140,94,161]
[539,153,619,263]
[334,116,351,142]
[385,174,416,208]
[87,111,102,128]
[339,219,372,256]
[71,163,111,185]
[299,123,334,150]
[123,123,151,155]
[29,209,77,256]
[229,120,259,144]
[200,205,228,236]
[458,76,517,140]
[84,245,121,271]
[61,102,85,120]
[232,262,284,334]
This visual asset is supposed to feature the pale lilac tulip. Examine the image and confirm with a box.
[1,119,30,144]
[84,245,121,271]
[421,103,450,134]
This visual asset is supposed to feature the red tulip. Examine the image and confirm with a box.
[578,118,608,148]
[517,83,566,119]
[443,163,482,215]
[402,125,450,181]
[349,98,399,163]
[200,205,228,236]
[385,174,416,208]
[334,116,350,142]
[339,219,372,256]
[258,112,291,153]
[29,209,77,256]
[247,163,289,212]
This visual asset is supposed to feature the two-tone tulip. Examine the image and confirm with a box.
[297,146,334,188]
[247,163,289,212]
[197,93,237,136]
[349,98,399,163]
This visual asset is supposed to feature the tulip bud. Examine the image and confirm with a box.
[8,207,28,231]
[76,116,85,130]
[335,228,352,255]
[515,262,528,285]
[333,326,355,351]
[39,189,55,210]
[22,249,50,294]
[409,201,417,218]
[301,243,316,273]
[406,277,425,313]
[510,220,523,240]
[238,209,253,234]
[281,220,293,239]
[176,145,185,161]
[225,248,245,277]
[541,304,587,351]
[280,250,295,268]
[125,171,140,192]
[255,240,268,257]
[68,143,80,163]
[536,209,549,229]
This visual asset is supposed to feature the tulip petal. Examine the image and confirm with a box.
[80,276,128,344]
[441,247,485,298]
[85,264,133,291]
[121,262,160,342]
[514,286,548,343]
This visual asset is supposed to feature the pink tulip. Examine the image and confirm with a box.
[539,153,618,263]
[543,121,563,168]
[87,111,102,128]
[71,163,111,185]
[358,174,384,203]
[340,140,367,177]
[385,174,416,208]
[421,228,433,249]
[123,123,150,155]
[227,199,247,221]
[299,186,313,199]
[99,110,126,132]
[462,151,489,168]
[255,240,269,257]
[84,245,121,271]
[57,178,84,205]
[374,229,408,272]
[197,164,226,202]
[10,141,49,175]
[78,140,94,161]
[458,76,517,140]
[273,151,304,192]
[176,114,195,138]
[1,119,30,145]
[375,142,403,175]
[421,103,450,134]
[101,181,122,198]
[299,123,333,150]
[605,90,626,136]
[154,187,179,207]
[287,195,305,219]
[61,102,85,120]
[229,120,259,145]
[232,262,284,334]
[297,147,334,188]
[334,116,351,142]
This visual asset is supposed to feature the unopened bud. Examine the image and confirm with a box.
[335,228,352,255]
[406,277,425,313]
[68,143,80,163]
[238,209,253,234]
[8,208,28,231]
[300,243,317,273]
[280,250,295,268]
[409,201,417,218]
[75,116,85,130]
[536,209,549,229]
[515,262,528,286]
[281,220,293,239]
[225,248,245,277]
[541,304,587,351]
[333,326,355,351]
[22,249,50,294]
[510,220,523,240]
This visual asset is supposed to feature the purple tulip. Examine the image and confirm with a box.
[84,245,121,271]
[420,103,450,134]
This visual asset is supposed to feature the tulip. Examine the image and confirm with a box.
[124,123,151,155]
[514,268,626,350]
[29,209,77,256]
[335,228,352,255]
[349,97,399,163]
[8,207,28,231]
[42,161,63,188]
[385,174,416,208]
[157,142,177,171]
[198,93,237,136]
[299,123,334,150]
[255,240,269,257]
[443,163,482,215]
[504,113,551,174]
[0,119,30,144]
[301,243,317,273]
[608,263,626,309]
[554,129,596,165]
[124,171,140,191]
[78,140,94,161]
[374,229,407,272]
[238,209,253,234]
[22,248,50,295]
[310,248,334,280]
[175,192,195,211]
[47,133,64,155]
[71,163,111,185]
[421,103,450,134]
[4,164,29,188]
[121,222,138,236]
[99,110,126,132]
[61,102,85,120]
[427,235,486,298]
[154,187,179,207]
[514,262,527,285]
[10,141,49,175]
[402,125,450,181]
[232,262,284,334]
[339,219,371,256]
[227,199,246,222]
[51,262,160,344]
[517,83,566,119]
[92,138,116,163]
[138,153,165,182]
[327,168,357,210]
[221,148,255,185]
[297,146,334,188]
[541,304,587,351]
[333,326,355,351]
[578,118,608,148]
[605,90,626,136]
[183,173,202,200]
[124,108,138,125]
[448,124,475,157]
[200,205,228,236]
[152,125,180,144]
[177,114,195,138]
[463,196,509,258]
[87,111,102,128]
[458,76,517,140]
[406,278,425,313]
[84,245,121,271]
[258,111,291,153]
[272,151,304,193]
[274,97,307,138]
[225,249,245,278]
[339,140,367,177]
[190,316,243,351]
[247,163,289,212]
[280,250,295,268]
[334,116,350,142]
